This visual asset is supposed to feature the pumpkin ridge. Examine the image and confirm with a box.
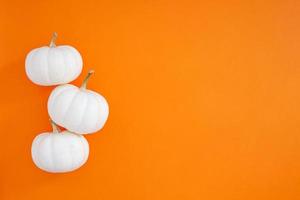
[49,134,57,172]
[25,49,36,81]
[37,134,52,171]
[36,135,46,170]
[89,92,102,132]
[58,47,70,83]
[48,85,73,110]
[91,91,109,131]
[66,134,75,171]
[45,48,52,84]
[70,46,82,74]
[32,134,45,171]
[72,47,82,80]
[50,86,77,125]
[82,136,89,163]
[78,136,88,167]
[76,91,89,133]
[29,47,47,83]
[61,89,81,128]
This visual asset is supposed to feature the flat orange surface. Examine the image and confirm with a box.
[1,0,300,199]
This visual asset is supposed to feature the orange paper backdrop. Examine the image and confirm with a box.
[1,0,300,199]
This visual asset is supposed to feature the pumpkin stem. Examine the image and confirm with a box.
[80,70,95,89]
[50,119,60,133]
[49,32,58,48]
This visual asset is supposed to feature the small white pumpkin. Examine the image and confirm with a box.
[31,121,89,173]
[25,33,83,86]
[48,70,109,134]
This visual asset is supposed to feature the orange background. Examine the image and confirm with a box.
[1,0,300,199]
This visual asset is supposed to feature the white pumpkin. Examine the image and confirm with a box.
[31,121,89,173]
[47,70,109,134]
[25,32,83,86]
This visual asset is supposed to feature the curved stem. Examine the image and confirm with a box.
[49,32,58,47]
[80,70,95,89]
[50,119,60,133]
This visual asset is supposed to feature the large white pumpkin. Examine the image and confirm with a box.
[31,121,89,173]
[25,32,83,86]
[48,70,109,134]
